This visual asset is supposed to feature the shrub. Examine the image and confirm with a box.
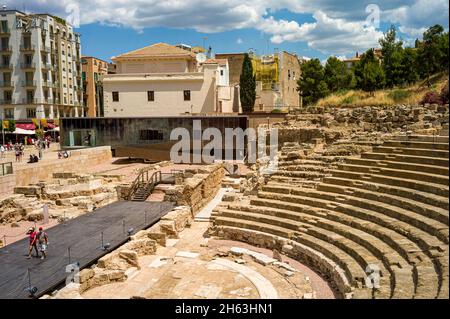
[388,89,411,103]
[421,91,442,105]
[440,82,449,104]
[341,95,356,105]
[271,109,284,113]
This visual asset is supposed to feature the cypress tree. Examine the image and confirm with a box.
[239,53,256,112]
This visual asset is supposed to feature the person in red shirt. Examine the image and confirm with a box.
[26,227,39,259]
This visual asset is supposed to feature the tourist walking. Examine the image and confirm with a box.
[36,227,49,260]
[26,227,39,259]
[15,146,20,162]
[0,145,4,158]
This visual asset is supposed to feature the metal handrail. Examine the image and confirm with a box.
[127,169,162,200]
[1,162,14,176]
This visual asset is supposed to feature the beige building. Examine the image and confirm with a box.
[216,51,302,112]
[0,10,84,121]
[81,56,108,117]
[102,43,240,117]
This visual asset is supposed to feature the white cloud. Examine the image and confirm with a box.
[236,38,243,44]
[3,0,447,55]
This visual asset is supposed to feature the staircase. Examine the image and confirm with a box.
[128,169,179,201]
[130,182,155,201]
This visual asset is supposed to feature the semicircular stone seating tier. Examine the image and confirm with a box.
[211,133,449,299]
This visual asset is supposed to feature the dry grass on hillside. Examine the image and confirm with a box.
[317,73,448,108]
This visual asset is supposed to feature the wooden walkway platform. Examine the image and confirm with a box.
[0,201,175,299]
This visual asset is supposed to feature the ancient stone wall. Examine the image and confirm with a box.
[164,164,225,214]
[0,147,112,198]
[44,206,192,298]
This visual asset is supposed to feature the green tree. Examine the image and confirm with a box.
[7,120,15,133]
[297,59,329,106]
[400,47,419,85]
[379,25,404,87]
[418,25,446,86]
[239,53,256,112]
[324,56,353,92]
[354,49,385,93]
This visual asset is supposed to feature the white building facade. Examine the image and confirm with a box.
[0,10,84,122]
[102,43,240,117]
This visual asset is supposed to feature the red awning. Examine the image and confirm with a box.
[47,123,56,129]
[15,123,36,130]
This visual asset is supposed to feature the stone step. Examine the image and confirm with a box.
[275,164,332,172]
[213,225,353,297]
[213,216,368,290]
[247,196,445,298]
[272,170,330,179]
[329,169,449,198]
[277,160,334,167]
[383,140,449,151]
[262,185,449,244]
[345,158,449,176]
[256,191,448,255]
[222,206,418,298]
[337,163,449,186]
[361,152,449,167]
[322,176,449,211]
[317,183,449,226]
[217,208,395,298]
[372,146,449,159]
[394,135,449,144]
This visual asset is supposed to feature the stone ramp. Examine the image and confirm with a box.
[0,201,175,299]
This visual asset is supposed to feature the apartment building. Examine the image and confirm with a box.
[82,56,108,117]
[0,10,84,124]
[216,51,302,112]
[102,43,241,117]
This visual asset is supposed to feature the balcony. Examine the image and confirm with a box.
[0,46,12,53]
[20,44,36,52]
[22,98,37,104]
[0,99,13,105]
[0,80,13,88]
[20,62,36,70]
[41,62,54,70]
[42,81,54,88]
[41,46,51,53]
[22,80,37,88]
[0,63,12,70]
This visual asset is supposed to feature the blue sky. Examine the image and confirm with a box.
[7,0,449,62]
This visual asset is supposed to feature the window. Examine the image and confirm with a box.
[2,72,11,83]
[1,37,8,50]
[2,55,9,65]
[139,130,163,141]
[27,108,36,118]
[183,90,191,101]
[4,108,14,119]
[0,20,8,32]
[112,92,119,102]
[26,90,34,102]
[147,91,154,102]
[220,70,224,76]
[25,54,33,64]
[4,90,12,102]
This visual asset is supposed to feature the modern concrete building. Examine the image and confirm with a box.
[82,56,108,117]
[102,43,240,117]
[0,10,84,124]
